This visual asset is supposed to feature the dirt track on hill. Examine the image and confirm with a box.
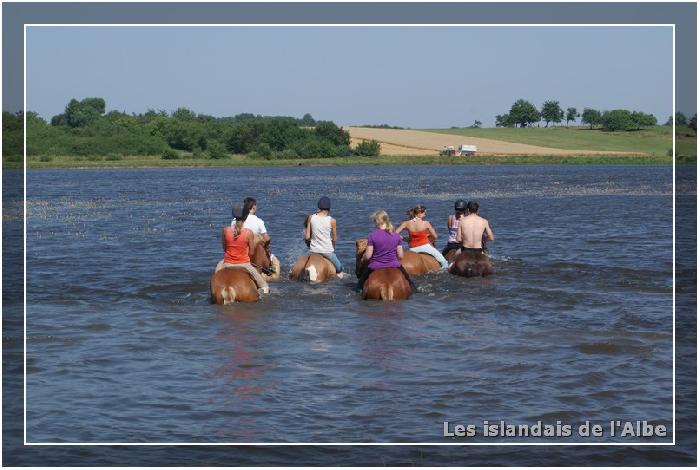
[348,127,636,156]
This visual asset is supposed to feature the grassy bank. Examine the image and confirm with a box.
[422,125,695,158]
[3,152,679,170]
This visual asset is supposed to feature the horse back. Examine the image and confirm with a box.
[363,268,411,300]
[210,268,259,304]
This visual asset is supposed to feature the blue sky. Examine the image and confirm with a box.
[26,26,673,128]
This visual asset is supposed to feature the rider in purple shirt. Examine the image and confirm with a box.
[357,210,416,292]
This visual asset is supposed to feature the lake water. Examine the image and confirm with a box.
[3,164,696,464]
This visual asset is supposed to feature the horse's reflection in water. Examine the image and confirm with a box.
[212,309,276,441]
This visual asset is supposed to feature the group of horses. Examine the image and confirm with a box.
[210,236,493,304]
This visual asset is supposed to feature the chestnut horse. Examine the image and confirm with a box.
[448,250,493,278]
[355,239,411,300]
[290,253,337,283]
[210,236,278,304]
[356,238,440,276]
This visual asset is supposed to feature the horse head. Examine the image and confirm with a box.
[251,236,272,271]
[355,238,369,277]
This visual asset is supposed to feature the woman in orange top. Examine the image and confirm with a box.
[218,204,269,294]
[395,204,449,269]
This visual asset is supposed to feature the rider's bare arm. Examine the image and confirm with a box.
[221,228,227,251]
[456,222,463,242]
[363,245,374,262]
[394,221,407,235]
[485,221,495,241]
[304,215,311,243]
[427,222,438,240]
[396,245,404,260]
[331,218,338,246]
[246,229,256,257]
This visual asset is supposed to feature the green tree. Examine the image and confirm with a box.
[581,108,601,129]
[540,100,564,127]
[2,111,23,156]
[600,109,634,131]
[630,111,657,130]
[60,97,106,128]
[314,121,350,146]
[675,112,688,126]
[565,107,579,126]
[495,114,513,127]
[354,139,381,156]
[300,113,316,126]
[508,99,540,127]
[172,107,197,121]
[207,140,228,159]
[470,120,482,128]
[689,114,697,132]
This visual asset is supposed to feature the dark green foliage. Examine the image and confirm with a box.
[581,108,602,129]
[254,142,273,158]
[25,98,368,160]
[470,120,482,129]
[600,110,634,131]
[314,121,350,146]
[207,140,228,159]
[354,139,381,156]
[565,107,579,126]
[675,112,688,126]
[541,100,564,127]
[359,124,404,130]
[335,145,353,157]
[53,97,106,128]
[690,114,697,133]
[508,99,541,127]
[2,111,23,156]
[162,149,179,160]
[39,155,52,162]
[600,110,656,131]
[495,114,514,128]
[630,111,657,130]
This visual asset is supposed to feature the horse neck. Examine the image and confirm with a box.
[251,241,270,268]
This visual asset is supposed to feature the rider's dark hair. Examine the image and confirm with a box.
[466,201,479,214]
[242,197,257,219]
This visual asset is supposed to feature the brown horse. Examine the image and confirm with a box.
[355,239,411,300]
[356,238,440,276]
[290,253,337,283]
[448,250,493,278]
[210,236,278,304]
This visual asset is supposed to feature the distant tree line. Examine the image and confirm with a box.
[665,111,697,132]
[4,97,381,160]
[495,98,660,131]
[358,124,405,130]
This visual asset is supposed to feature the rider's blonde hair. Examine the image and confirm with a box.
[370,210,394,233]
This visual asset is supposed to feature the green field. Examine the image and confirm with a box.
[423,125,695,158]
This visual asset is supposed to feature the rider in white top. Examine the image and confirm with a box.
[235,197,280,276]
[305,196,344,278]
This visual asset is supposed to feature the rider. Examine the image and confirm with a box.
[357,210,416,291]
[305,196,344,279]
[218,204,270,294]
[395,204,449,269]
[241,196,280,275]
[456,200,494,254]
[442,199,467,256]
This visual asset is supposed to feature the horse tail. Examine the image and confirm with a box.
[380,285,393,301]
[301,255,318,282]
[221,286,237,304]
[304,263,318,282]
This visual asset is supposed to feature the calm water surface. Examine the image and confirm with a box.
[4,165,696,464]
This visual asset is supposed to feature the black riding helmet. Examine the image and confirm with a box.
[454,199,467,211]
[231,204,244,219]
[318,196,331,210]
